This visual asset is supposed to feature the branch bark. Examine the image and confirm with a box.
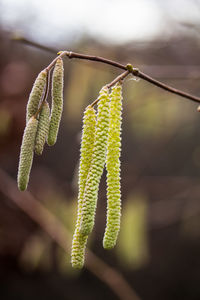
[14,35,200,105]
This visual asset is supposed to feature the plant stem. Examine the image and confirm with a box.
[15,36,200,104]
[34,51,66,118]
[91,70,129,107]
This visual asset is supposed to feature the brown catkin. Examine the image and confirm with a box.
[17,116,38,191]
[35,101,50,155]
[26,70,47,123]
[47,58,64,146]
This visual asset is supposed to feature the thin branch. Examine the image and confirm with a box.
[46,51,67,71]
[12,35,57,54]
[91,70,130,107]
[66,50,128,71]
[106,70,130,89]
[138,71,200,103]
[15,36,200,104]
[0,168,141,300]
[66,53,200,104]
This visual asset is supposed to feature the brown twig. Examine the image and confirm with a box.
[0,168,141,300]
[66,50,128,71]
[91,70,130,107]
[138,71,200,103]
[65,53,200,104]
[46,51,67,71]
[16,37,200,103]
[106,70,130,89]
[15,36,200,104]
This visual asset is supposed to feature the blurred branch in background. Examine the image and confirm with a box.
[12,35,57,54]
[0,168,141,300]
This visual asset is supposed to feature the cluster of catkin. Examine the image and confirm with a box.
[17,55,123,270]
[17,58,64,191]
[71,83,123,269]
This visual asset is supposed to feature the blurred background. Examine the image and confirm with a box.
[1,0,200,299]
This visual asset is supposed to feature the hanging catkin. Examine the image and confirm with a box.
[26,70,47,123]
[103,83,122,249]
[47,58,64,146]
[35,101,50,155]
[80,86,110,236]
[71,105,96,269]
[17,116,38,191]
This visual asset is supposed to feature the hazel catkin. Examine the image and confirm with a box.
[17,116,38,191]
[47,58,64,146]
[71,105,96,269]
[79,86,110,236]
[26,70,47,123]
[103,83,122,249]
[35,101,50,155]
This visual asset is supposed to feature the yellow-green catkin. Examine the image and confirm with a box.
[71,105,96,269]
[26,70,47,123]
[103,83,122,249]
[17,116,38,191]
[35,101,50,155]
[47,58,64,146]
[80,86,110,236]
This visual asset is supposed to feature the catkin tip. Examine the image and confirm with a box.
[47,136,56,146]
[71,262,83,269]
[17,116,38,191]
[18,182,26,192]
[103,240,115,250]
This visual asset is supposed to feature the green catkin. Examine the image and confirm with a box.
[71,105,96,269]
[26,70,47,123]
[17,116,38,191]
[47,58,64,146]
[35,101,50,155]
[80,86,110,236]
[103,83,122,249]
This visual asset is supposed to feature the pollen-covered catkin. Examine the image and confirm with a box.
[80,86,110,236]
[103,83,122,249]
[35,101,50,155]
[71,105,96,269]
[17,116,38,191]
[47,58,64,146]
[26,70,47,123]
